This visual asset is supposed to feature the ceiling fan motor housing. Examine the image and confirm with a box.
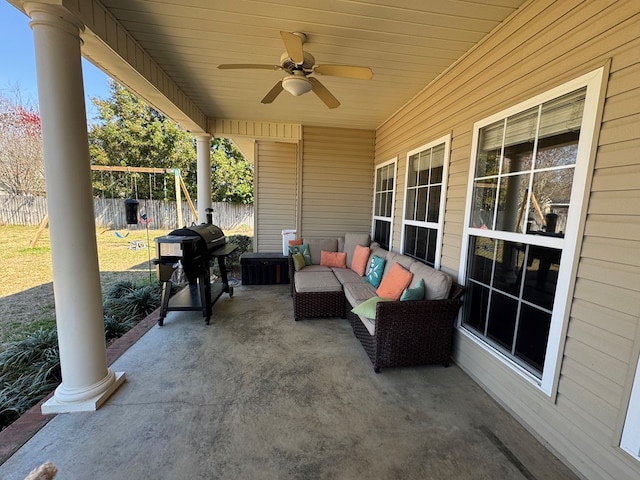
[280,51,315,72]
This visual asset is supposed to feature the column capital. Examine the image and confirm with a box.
[25,2,85,38]
[195,133,212,142]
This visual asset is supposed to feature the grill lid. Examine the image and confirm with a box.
[168,223,226,252]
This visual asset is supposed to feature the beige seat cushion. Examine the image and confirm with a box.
[343,281,377,307]
[295,271,342,293]
[303,237,339,265]
[332,267,362,284]
[343,232,371,267]
[409,262,452,300]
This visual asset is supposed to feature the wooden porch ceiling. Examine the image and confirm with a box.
[22,0,528,131]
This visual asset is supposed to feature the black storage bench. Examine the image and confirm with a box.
[240,252,290,285]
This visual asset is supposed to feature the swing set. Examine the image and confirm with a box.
[28,165,198,248]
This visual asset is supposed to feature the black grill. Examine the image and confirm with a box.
[154,223,237,325]
[155,224,226,284]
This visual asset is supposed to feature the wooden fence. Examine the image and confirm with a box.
[0,195,253,231]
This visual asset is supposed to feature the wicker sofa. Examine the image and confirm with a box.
[288,234,465,372]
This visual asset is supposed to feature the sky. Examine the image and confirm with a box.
[0,1,112,121]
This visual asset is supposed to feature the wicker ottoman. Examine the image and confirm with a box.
[293,271,344,320]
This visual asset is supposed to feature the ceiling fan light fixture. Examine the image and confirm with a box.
[282,74,312,96]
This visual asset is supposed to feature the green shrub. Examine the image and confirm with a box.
[106,280,138,298]
[103,282,162,322]
[0,282,164,431]
[0,328,60,430]
[104,315,135,341]
[226,234,253,267]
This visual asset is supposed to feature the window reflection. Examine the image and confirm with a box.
[496,174,528,233]
[522,245,561,311]
[465,282,490,334]
[471,178,497,228]
[468,236,496,285]
[487,292,518,351]
[515,304,551,373]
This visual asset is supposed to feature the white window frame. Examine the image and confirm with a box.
[400,135,450,269]
[371,157,397,250]
[459,68,604,396]
[622,358,640,460]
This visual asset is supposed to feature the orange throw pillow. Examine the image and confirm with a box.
[376,263,413,301]
[320,250,347,268]
[288,239,303,246]
[350,244,371,276]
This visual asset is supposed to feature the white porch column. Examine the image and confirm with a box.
[196,134,212,223]
[26,3,125,414]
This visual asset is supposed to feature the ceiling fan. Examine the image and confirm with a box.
[217,31,373,109]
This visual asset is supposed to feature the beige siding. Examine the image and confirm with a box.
[300,126,374,238]
[255,141,297,253]
[211,120,302,141]
[375,1,640,479]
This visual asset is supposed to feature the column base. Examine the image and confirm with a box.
[41,371,126,414]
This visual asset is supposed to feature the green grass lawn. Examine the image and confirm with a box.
[0,225,170,344]
[0,224,252,345]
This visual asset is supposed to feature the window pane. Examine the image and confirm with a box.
[496,173,528,233]
[405,189,416,221]
[383,164,394,188]
[385,192,393,217]
[476,120,504,177]
[531,168,573,234]
[523,246,561,311]
[470,178,497,228]
[492,240,525,298]
[416,187,428,222]
[404,225,416,255]
[538,87,586,143]
[468,236,495,285]
[415,227,428,260]
[374,219,391,250]
[407,154,419,188]
[502,107,538,172]
[431,145,445,183]
[464,282,490,334]
[487,292,518,351]
[535,138,579,169]
[515,304,551,375]
[418,150,431,186]
[426,228,437,266]
[427,185,441,223]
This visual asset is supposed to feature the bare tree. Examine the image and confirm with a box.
[0,89,45,196]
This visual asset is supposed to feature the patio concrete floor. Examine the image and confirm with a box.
[0,284,580,479]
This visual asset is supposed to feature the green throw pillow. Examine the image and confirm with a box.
[288,243,311,265]
[400,278,425,301]
[351,296,391,319]
[365,255,385,287]
[292,252,306,271]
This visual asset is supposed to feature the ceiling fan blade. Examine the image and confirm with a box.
[309,77,340,109]
[313,64,373,80]
[261,81,284,104]
[217,64,281,71]
[280,31,304,64]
